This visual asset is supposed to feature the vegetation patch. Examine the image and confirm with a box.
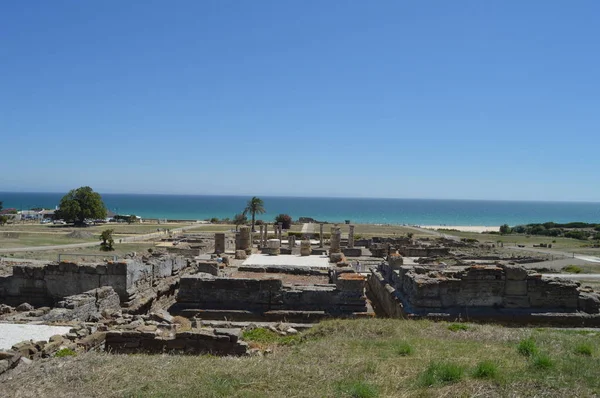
[336,380,379,398]
[472,360,499,379]
[517,337,538,357]
[448,323,470,332]
[55,348,77,357]
[531,353,554,370]
[418,361,464,386]
[391,341,413,356]
[574,343,593,356]
[562,265,583,274]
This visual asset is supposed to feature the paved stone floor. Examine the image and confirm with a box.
[0,323,72,350]
[242,254,330,269]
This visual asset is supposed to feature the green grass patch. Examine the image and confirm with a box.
[55,348,77,357]
[447,323,470,332]
[531,353,554,370]
[517,337,538,357]
[391,341,413,356]
[563,265,583,274]
[418,361,464,386]
[241,327,302,346]
[574,343,593,356]
[472,360,499,379]
[336,380,379,398]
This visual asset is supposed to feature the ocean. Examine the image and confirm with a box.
[1,192,599,226]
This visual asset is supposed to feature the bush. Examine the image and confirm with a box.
[418,362,464,386]
[391,341,413,356]
[210,217,219,224]
[562,265,583,274]
[55,348,76,357]
[574,343,593,356]
[472,360,499,379]
[531,353,554,370]
[274,214,293,229]
[336,380,379,398]
[517,338,538,357]
[448,323,469,332]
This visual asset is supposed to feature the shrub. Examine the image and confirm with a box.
[336,380,379,398]
[391,341,413,356]
[563,265,583,274]
[274,214,293,229]
[531,353,554,370]
[55,348,76,357]
[210,217,219,224]
[418,362,464,386]
[574,343,593,356]
[517,338,538,357]
[448,323,469,332]
[472,360,499,379]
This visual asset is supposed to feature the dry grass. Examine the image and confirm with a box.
[1,319,599,397]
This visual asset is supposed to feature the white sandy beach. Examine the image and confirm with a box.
[422,225,500,233]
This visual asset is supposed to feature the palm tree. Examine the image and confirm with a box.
[243,197,266,232]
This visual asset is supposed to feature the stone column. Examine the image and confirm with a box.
[300,239,311,256]
[266,239,280,255]
[277,222,283,241]
[236,226,251,252]
[319,223,324,248]
[214,233,225,254]
[259,225,264,247]
[330,228,342,254]
[289,235,295,250]
[348,225,355,248]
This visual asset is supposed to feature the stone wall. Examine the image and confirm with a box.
[376,263,600,315]
[42,286,121,322]
[0,255,186,307]
[173,272,367,316]
[398,246,450,257]
[105,328,248,356]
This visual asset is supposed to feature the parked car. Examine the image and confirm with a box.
[53,220,66,225]
[40,219,52,224]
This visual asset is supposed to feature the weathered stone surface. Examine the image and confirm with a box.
[505,280,528,296]
[235,250,248,260]
[16,303,34,312]
[502,264,528,281]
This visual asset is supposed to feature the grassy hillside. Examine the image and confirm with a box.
[1,319,599,397]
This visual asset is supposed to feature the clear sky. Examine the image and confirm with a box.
[1,1,598,201]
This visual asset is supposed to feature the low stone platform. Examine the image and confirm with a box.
[242,254,330,269]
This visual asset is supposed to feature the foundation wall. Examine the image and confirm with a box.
[0,255,186,307]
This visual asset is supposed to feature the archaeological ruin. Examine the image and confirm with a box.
[2,222,600,377]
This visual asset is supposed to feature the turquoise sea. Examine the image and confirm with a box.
[1,192,599,226]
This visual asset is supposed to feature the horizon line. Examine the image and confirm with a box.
[1,190,599,205]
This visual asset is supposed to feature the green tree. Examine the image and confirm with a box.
[233,213,248,231]
[274,214,293,229]
[499,224,512,235]
[243,196,266,232]
[0,215,8,226]
[100,229,115,251]
[55,186,107,226]
[0,201,3,212]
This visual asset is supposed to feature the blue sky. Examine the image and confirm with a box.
[1,1,598,201]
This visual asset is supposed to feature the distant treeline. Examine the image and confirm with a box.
[502,222,600,240]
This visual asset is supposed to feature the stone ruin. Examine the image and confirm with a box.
[369,262,600,326]
[171,268,368,323]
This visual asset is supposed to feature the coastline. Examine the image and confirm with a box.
[421,225,500,233]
